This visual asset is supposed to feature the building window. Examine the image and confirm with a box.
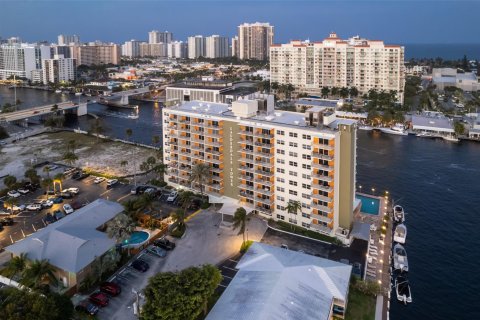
[302,213,311,219]
[302,164,311,170]
[302,193,311,200]
[277,130,285,135]
[289,180,298,186]
[302,174,311,180]
[276,177,285,183]
[289,171,298,177]
[276,214,285,220]
[277,187,285,192]
[277,159,285,164]
[302,144,311,150]
[302,154,311,160]
[289,142,298,147]
[289,190,298,196]
[302,222,311,228]
[276,168,285,174]
[277,140,285,145]
[289,161,298,167]
[277,195,285,201]
[289,132,298,138]
[277,149,285,155]
[302,134,311,140]
[302,183,311,190]
[289,151,298,157]
[288,218,298,224]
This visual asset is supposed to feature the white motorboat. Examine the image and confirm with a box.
[393,205,405,223]
[393,244,409,272]
[416,132,440,139]
[358,125,374,131]
[394,223,407,244]
[54,89,62,94]
[75,92,83,96]
[379,123,408,136]
[443,134,459,143]
[395,274,412,304]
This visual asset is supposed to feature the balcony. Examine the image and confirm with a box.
[254,132,274,139]
[239,157,256,164]
[239,183,255,191]
[256,205,273,214]
[240,174,255,182]
[191,144,204,151]
[256,188,273,196]
[255,170,273,177]
[312,163,333,171]
[205,157,222,165]
[312,183,333,192]
[238,148,255,154]
[310,223,332,234]
[311,202,332,213]
[312,152,334,161]
[239,130,255,136]
[311,212,333,224]
[239,191,255,199]
[312,174,333,182]
[256,197,273,205]
[255,159,273,167]
[255,178,273,187]
[239,165,255,172]
[204,140,222,147]
[255,141,274,148]
[190,137,205,143]
[204,131,222,138]
[205,148,221,155]
[210,167,223,174]
[256,151,274,159]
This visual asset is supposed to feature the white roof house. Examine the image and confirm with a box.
[206,242,352,320]
[411,114,454,134]
[6,199,123,274]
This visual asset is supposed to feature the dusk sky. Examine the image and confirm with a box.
[1,0,479,45]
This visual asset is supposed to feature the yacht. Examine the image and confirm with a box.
[393,205,405,223]
[394,223,407,244]
[379,123,408,136]
[54,89,62,94]
[443,134,459,143]
[75,92,83,96]
[358,125,374,131]
[416,132,439,139]
[393,243,409,272]
[395,274,412,304]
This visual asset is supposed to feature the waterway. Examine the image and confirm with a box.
[2,86,480,319]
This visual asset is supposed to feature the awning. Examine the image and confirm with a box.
[215,197,255,217]
[350,221,370,241]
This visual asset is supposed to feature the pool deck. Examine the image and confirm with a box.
[354,193,393,320]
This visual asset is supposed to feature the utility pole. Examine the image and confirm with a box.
[14,74,17,111]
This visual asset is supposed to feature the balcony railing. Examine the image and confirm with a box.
[312,184,333,192]
[310,223,332,234]
[312,174,333,182]
[312,152,334,161]
[311,212,333,224]
[311,202,332,213]
[312,163,334,171]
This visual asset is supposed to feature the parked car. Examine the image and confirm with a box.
[75,300,99,316]
[147,246,167,257]
[63,204,74,214]
[26,203,42,211]
[131,259,149,272]
[0,218,14,226]
[94,177,105,184]
[8,204,26,213]
[106,179,118,189]
[41,199,53,208]
[0,210,10,216]
[17,188,30,195]
[52,197,63,204]
[154,238,176,251]
[352,262,362,277]
[72,171,89,180]
[43,213,55,225]
[166,191,178,202]
[58,191,73,199]
[64,187,79,195]
[53,210,65,221]
[7,190,21,198]
[23,183,39,192]
[100,282,121,296]
[89,292,109,307]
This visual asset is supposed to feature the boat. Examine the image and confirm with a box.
[75,92,83,96]
[393,205,405,223]
[358,125,374,131]
[393,243,409,272]
[443,134,459,143]
[379,123,408,136]
[127,113,139,119]
[54,89,62,94]
[416,132,440,139]
[395,274,412,304]
[394,223,407,244]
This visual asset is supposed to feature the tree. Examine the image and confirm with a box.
[21,259,58,289]
[24,168,40,184]
[89,118,105,140]
[141,265,222,320]
[178,190,194,213]
[1,253,27,280]
[286,200,302,230]
[106,213,136,244]
[339,87,349,98]
[349,86,359,98]
[153,163,167,182]
[232,207,248,244]
[42,165,51,178]
[3,175,17,189]
[172,208,186,229]
[4,197,18,214]
[62,151,78,167]
[321,86,330,98]
[41,178,53,196]
[188,163,211,198]
[92,249,120,280]
[271,81,279,92]
[331,87,339,97]
[454,121,465,135]
[0,287,73,320]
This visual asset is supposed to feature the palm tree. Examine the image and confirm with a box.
[63,151,78,167]
[42,166,51,179]
[189,163,211,199]
[3,175,17,189]
[286,200,302,230]
[321,87,330,98]
[154,163,167,182]
[178,190,194,212]
[232,207,248,244]
[4,197,18,215]
[349,86,359,98]
[21,259,58,289]
[41,178,53,197]
[106,213,136,244]
[172,208,186,228]
[331,87,339,97]
[89,118,105,141]
[24,168,39,184]
[135,193,156,216]
[53,173,64,192]
[1,253,27,280]
[340,87,349,98]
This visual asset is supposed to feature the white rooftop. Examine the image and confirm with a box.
[206,242,352,320]
[6,199,123,273]
[411,114,454,131]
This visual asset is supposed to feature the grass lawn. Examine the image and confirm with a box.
[272,220,337,243]
[344,288,376,320]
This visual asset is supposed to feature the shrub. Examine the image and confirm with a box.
[170,224,186,238]
[240,240,253,253]
[352,280,381,296]
[275,220,336,243]
[200,201,210,209]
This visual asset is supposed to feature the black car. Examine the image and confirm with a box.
[75,300,99,316]
[0,217,14,226]
[154,238,176,251]
[23,182,39,192]
[131,259,149,272]
[43,213,56,225]
[72,171,89,180]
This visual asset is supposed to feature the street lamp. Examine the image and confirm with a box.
[359,185,362,193]
[372,187,375,195]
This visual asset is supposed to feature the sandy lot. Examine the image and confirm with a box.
[0,131,159,187]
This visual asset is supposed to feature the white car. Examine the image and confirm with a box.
[7,190,21,198]
[8,204,25,213]
[17,188,30,195]
[0,210,10,216]
[26,203,42,211]
[41,199,54,208]
[106,179,118,188]
[63,204,74,214]
[94,177,105,184]
[166,191,178,202]
[64,187,80,194]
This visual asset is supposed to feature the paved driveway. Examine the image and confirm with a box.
[98,210,268,320]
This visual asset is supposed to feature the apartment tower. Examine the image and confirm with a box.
[238,22,274,60]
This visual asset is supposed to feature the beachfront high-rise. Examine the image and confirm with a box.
[162,97,357,236]
[238,22,274,60]
[188,35,206,59]
[148,30,173,44]
[205,35,229,58]
[0,43,51,80]
[270,32,405,102]
[57,34,80,45]
[42,54,76,84]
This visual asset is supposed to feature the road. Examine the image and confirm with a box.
[0,173,133,249]
[0,101,76,122]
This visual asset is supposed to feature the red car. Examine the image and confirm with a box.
[89,292,109,307]
[100,282,121,296]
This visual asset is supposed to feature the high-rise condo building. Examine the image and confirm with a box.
[188,35,206,59]
[205,35,229,58]
[168,41,188,59]
[72,43,121,66]
[148,30,173,44]
[122,40,143,58]
[238,22,274,60]
[231,36,239,57]
[0,43,51,80]
[58,34,80,45]
[270,33,405,102]
[139,43,168,57]
[162,97,357,237]
[42,54,76,84]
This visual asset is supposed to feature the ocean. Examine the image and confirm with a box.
[405,43,480,60]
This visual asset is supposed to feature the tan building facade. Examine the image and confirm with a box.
[73,44,121,66]
[238,22,274,60]
[270,33,405,102]
[162,99,357,237]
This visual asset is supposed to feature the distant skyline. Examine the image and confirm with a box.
[1,0,480,45]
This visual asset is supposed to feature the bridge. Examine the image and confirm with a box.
[0,101,87,123]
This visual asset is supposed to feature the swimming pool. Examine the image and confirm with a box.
[356,194,380,215]
[123,231,150,247]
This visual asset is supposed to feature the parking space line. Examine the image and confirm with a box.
[222,275,233,279]
[221,266,237,272]
[117,194,131,202]
[218,284,227,288]
[185,209,202,222]
[99,190,111,197]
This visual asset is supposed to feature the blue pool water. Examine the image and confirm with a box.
[356,194,380,215]
[123,231,149,245]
